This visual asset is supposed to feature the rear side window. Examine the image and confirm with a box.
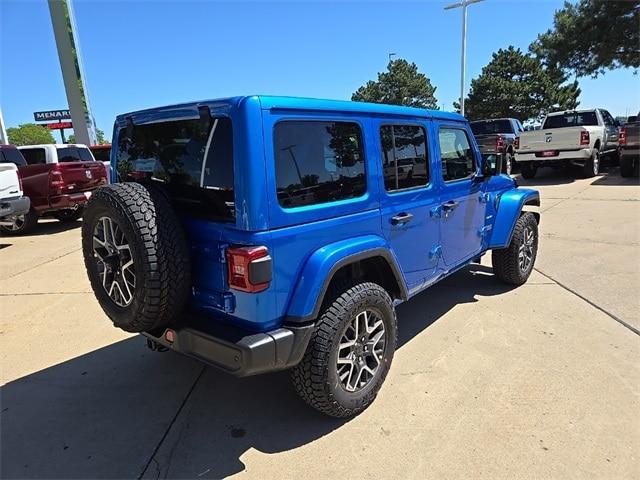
[1,148,28,167]
[380,125,429,191]
[78,148,95,162]
[116,117,234,222]
[274,121,366,208]
[438,128,476,181]
[20,148,46,165]
[58,147,80,162]
[543,112,598,129]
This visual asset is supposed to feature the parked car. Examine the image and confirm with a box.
[89,144,112,181]
[82,96,540,418]
[619,113,640,177]
[515,108,620,179]
[0,144,107,235]
[470,118,524,175]
[0,146,30,231]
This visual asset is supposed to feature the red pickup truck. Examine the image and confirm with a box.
[0,144,107,235]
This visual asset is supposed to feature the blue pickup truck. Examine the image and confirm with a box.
[82,96,540,417]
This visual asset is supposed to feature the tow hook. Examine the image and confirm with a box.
[146,338,168,352]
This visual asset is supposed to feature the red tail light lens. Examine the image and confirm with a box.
[619,127,627,146]
[580,130,590,146]
[514,137,520,150]
[48,165,66,194]
[495,135,505,153]
[226,246,272,293]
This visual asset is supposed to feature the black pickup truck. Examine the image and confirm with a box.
[470,118,524,175]
[620,114,639,178]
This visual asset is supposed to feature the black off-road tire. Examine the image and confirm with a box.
[82,182,191,333]
[582,147,599,178]
[520,163,537,179]
[492,212,538,286]
[54,206,84,222]
[620,155,637,178]
[291,281,397,418]
[0,208,38,236]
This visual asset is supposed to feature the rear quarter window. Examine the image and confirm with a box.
[273,121,366,208]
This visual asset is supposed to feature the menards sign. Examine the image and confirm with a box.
[33,110,71,122]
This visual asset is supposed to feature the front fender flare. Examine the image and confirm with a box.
[284,235,408,324]
[488,188,540,248]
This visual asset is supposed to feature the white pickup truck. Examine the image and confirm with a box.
[0,147,30,231]
[515,108,620,179]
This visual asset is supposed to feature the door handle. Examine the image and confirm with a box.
[442,200,459,211]
[391,212,414,226]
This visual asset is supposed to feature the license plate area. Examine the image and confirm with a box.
[536,150,559,158]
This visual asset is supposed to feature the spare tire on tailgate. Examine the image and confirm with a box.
[82,182,191,332]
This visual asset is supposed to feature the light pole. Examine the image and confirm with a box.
[388,52,396,63]
[444,0,485,117]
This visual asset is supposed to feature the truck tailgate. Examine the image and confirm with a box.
[519,127,585,152]
[58,161,106,191]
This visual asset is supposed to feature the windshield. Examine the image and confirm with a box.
[470,120,513,135]
[115,117,234,222]
[543,112,598,129]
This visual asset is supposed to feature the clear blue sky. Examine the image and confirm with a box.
[1,0,638,143]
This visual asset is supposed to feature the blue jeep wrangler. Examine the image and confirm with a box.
[82,96,540,417]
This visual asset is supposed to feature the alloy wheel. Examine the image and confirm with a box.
[8,215,25,231]
[92,216,136,307]
[337,309,387,392]
[518,225,535,273]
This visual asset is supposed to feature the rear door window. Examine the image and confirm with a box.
[274,121,366,208]
[116,117,234,221]
[57,147,81,162]
[380,125,429,192]
[1,148,28,167]
[20,148,46,165]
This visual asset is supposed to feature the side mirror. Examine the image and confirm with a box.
[482,153,500,177]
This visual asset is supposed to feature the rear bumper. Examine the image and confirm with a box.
[516,148,591,163]
[620,147,640,159]
[142,314,314,377]
[40,191,92,213]
[0,195,30,219]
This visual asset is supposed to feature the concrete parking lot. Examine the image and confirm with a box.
[1,167,639,479]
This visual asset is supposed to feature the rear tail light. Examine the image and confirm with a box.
[619,127,627,146]
[495,135,505,153]
[580,130,590,146]
[48,165,66,194]
[226,246,272,293]
[514,136,520,150]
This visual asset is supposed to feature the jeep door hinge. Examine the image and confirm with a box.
[478,225,492,237]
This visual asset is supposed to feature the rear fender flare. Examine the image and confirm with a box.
[284,235,408,324]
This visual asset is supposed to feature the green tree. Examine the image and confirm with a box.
[531,0,639,77]
[463,46,580,121]
[6,123,55,146]
[68,128,107,145]
[352,59,438,109]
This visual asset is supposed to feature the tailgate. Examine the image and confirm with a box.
[474,134,498,153]
[58,161,106,191]
[0,163,22,200]
[519,127,586,152]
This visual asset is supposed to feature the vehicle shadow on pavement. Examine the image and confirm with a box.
[591,167,638,186]
[0,264,515,479]
[5,218,83,238]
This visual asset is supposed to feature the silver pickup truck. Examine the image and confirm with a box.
[619,114,639,178]
[515,108,620,179]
